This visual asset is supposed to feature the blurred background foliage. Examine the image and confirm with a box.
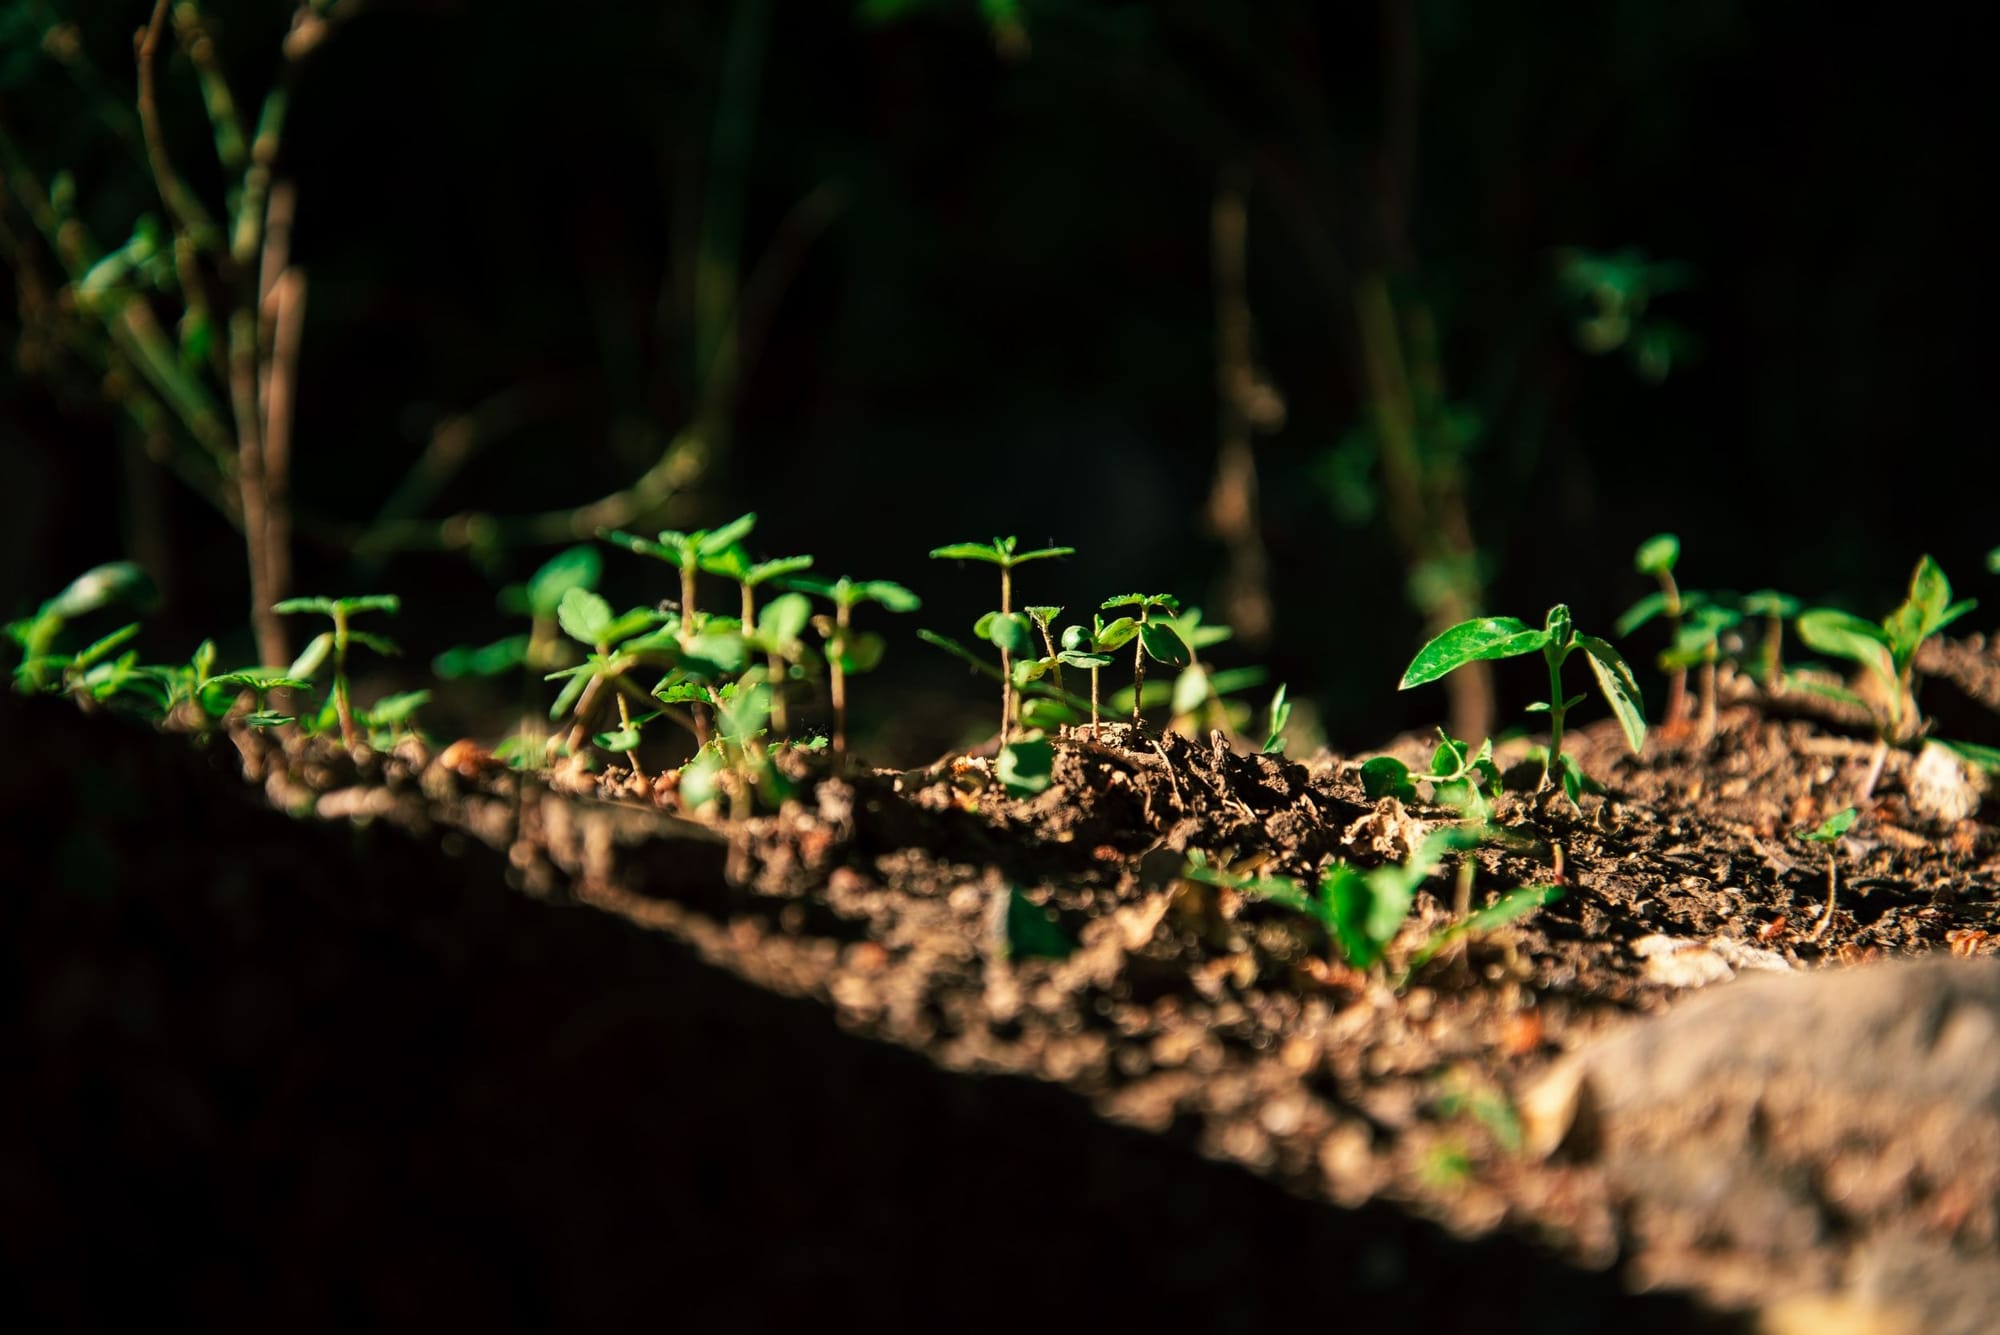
[3,0,1994,754]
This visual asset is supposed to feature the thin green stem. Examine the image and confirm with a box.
[1542,644,1565,789]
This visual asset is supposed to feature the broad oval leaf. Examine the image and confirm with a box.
[839,631,887,675]
[557,587,615,647]
[1399,617,1546,689]
[997,735,1055,797]
[526,546,601,618]
[1360,756,1417,802]
[1096,617,1138,650]
[1796,609,1894,687]
[979,611,1036,656]
[1634,533,1679,575]
[1576,634,1648,754]
[757,592,813,648]
[1138,621,1191,667]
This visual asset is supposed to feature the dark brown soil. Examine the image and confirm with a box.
[10,644,2000,1330]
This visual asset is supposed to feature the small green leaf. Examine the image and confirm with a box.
[838,631,887,675]
[757,592,813,647]
[1797,806,1858,844]
[363,690,430,727]
[556,587,615,647]
[1634,533,1679,576]
[1262,683,1291,755]
[997,734,1055,797]
[978,611,1036,656]
[1409,885,1562,969]
[1576,635,1648,753]
[681,631,750,679]
[1360,756,1418,802]
[1096,617,1139,650]
[71,623,141,670]
[1399,617,1547,689]
[525,546,601,618]
[1741,589,1800,618]
[1138,621,1190,667]
[1170,663,1209,716]
[1003,886,1076,961]
[929,541,1008,563]
[1019,697,1081,730]
[345,631,401,658]
[857,580,921,612]
[1320,865,1402,969]
[289,631,334,679]
[46,562,155,620]
[698,512,758,556]
[1614,590,1672,638]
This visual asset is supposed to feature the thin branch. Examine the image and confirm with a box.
[135,0,224,255]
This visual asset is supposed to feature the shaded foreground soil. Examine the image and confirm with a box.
[0,696,1725,1332]
[11,642,2000,1329]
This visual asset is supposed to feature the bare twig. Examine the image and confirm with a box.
[135,0,222,254]
[1206,167,1275,648]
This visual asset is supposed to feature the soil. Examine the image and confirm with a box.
[9,644,2000,1331]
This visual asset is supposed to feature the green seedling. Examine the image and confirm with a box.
[1407,884,1562,971]
[202,668,313,730]
[1795,555,1977,800]
[1154,605,1262,739]
[602,512,758,649]
[929,536,1075,742]
[1401,604,1646,806]
[7,561,157,695]
[918,627,1096,734]
[543,587,674,771]
[1262,684,1291,755]
[1660,601,1742,743]
[1056,614,1132,739]
[274,596,402,751]
[1740,590,1801,691]
[359,690,431,749]
[1101,593,1190,727]
[1616,534,1691,732]
[704,541,815,731]
[789,575,920,758]
[1361,732,1505,819]
[679,671,791,820]
[1794,806,1858,942]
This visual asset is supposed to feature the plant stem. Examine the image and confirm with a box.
[1541,645,1565,789]
[1761,615,1785,693]
[616,690,644,783]
[998,565,1013,743]
[1808,851,1839,942]
[330,605,357,750]
[1090,666,1101,741]
[1698,652,1718,743]
[1131,634,1146,726]
[1658,569,1687,731]
[830,601,850,759]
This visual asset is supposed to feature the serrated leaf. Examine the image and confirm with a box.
[556,587,615,647]
[1399,617,1547,689]
[681,631,750,679]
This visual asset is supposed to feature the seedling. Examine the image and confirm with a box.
[1362,732,1506,819]
[1740,590,1800,691]
[1101,593,1190,727]
[788,575,920,758]
[434,545,602,681]
[704,541,815,731]
[1616,534,1690,732]
[7,561,157,695]
[1056,614,1132,739]
[603,512,759,649]
[358,690,431,749]
[274,596,402,751]
[1401,604,1646,805]
[1659,601,1742,743]
[543,587,674,770]
[202,668,313,730]
[929,537,1074,741]
[1262,684,1291,755]
[1794,806,1858,942]
[1155,605,1262,739]
[1795,555,1977,799]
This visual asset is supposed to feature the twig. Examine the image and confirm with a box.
[1206,165,1274,647]
[135,0,223,255]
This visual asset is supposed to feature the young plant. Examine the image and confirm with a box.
[202,668,313,730]
[1794,806,1858,942]
[1400,604,1647,805]
[1056,613,1132,740]
[1101,593,1190,727]
[434,545,603,681]
[1616,533,1689,732]
[1360,732,1504,820]
[1262,684,1291,755]
[1794,555,1977,799]
[928,536,1074,741]
[1660,601,1742,743]
[1156,605,1263,739]
[704,542,815,731]
[603,512,759,649]
[789,576,920,758]
[1740,590,1801,691]
[7,561,156,695]
[543,588,674,771]
[274,596,402,751]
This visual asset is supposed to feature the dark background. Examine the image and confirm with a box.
[5,0,1995,753]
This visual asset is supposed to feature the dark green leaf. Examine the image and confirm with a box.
[978,611,1036,656]
[1360,756,1418,802]
[1399,617,1547,689]
[1138,621,1190,667]
[1262,684,1291,754]
[1576,635,1648,753]
[433,635,531,679]
[997,734,1055,797]
[1003,886,1077,961]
